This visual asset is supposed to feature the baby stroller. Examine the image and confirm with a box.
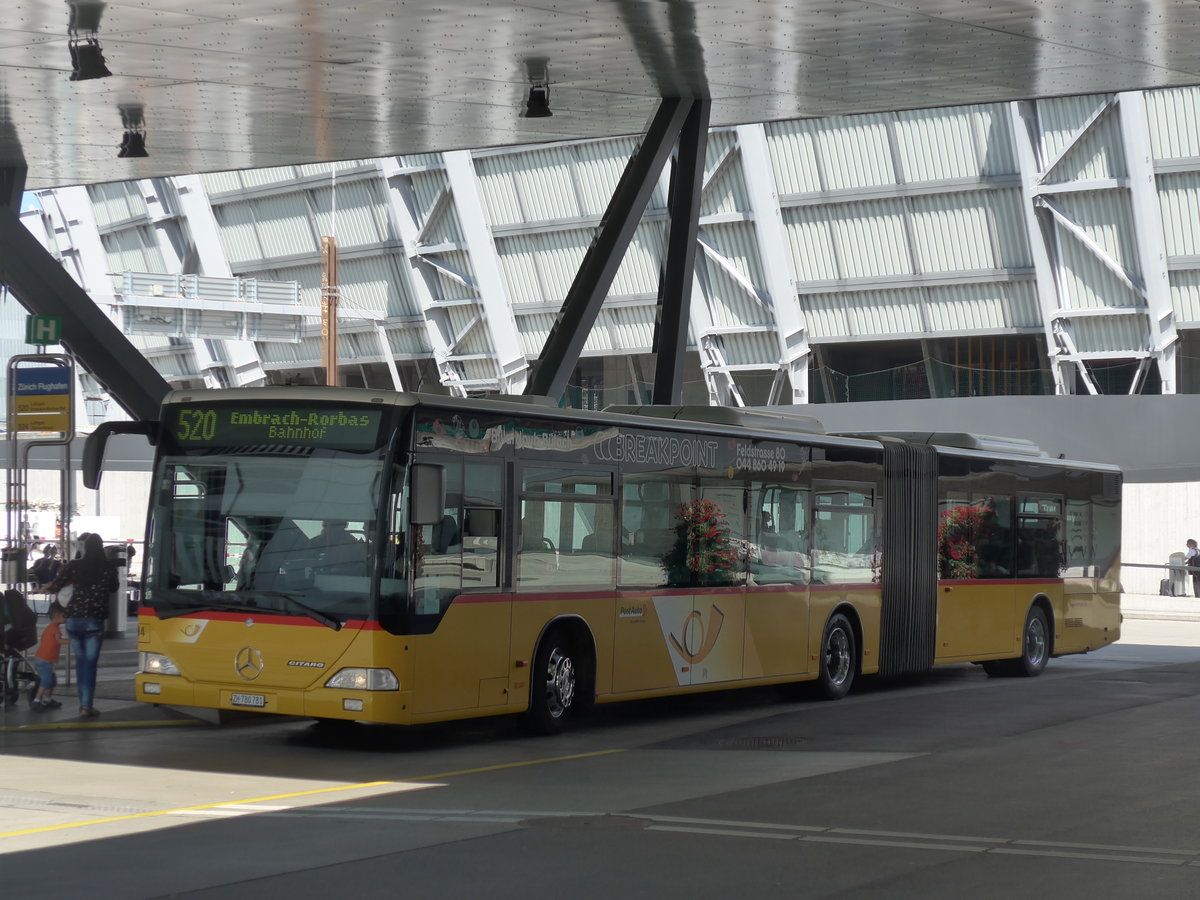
[1,589,40,707]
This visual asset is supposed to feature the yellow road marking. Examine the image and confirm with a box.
[0,748,626,840]
[408,748,625,781]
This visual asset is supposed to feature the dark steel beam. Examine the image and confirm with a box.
[525,98,692,399]
[0,210,170,422]
[0,166,26,212]
[651,99,710,405]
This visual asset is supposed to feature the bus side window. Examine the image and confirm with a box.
[463,460,502,588]
[463,507,499,587]
[413,462,463,616]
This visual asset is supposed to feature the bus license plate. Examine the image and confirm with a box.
[230,692,266,708]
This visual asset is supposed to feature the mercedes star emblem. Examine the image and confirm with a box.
[235,646,264,681]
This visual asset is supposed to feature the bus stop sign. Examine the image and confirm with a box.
[25,315,62,345]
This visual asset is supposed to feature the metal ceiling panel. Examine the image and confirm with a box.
[10,1,1200,190]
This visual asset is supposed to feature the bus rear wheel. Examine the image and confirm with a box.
[983,606,1049,678]
[523,629,577,735]
[816,612,856,701]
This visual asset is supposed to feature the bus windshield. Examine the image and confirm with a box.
[145,446,389,627]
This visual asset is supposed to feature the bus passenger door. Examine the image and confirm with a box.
[744,479,812,679]
[410,456,511,715]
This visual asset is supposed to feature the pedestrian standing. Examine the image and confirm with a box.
[32,602,66,710]
[1186,539,1200,599]
[43,533,117,718]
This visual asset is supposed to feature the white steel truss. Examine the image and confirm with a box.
[1011,94,1176,394]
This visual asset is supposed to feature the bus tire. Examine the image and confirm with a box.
[523,628,577,735]
[1013,606,1049,677]
[983,606,1050,678]
[816,612,856,701]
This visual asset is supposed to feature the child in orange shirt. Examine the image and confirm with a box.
[32,602,66,711]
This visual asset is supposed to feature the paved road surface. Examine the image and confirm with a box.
[2,617,1199,899]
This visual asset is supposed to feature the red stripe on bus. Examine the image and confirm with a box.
[937,578,1073,586]
[138,608,375,629]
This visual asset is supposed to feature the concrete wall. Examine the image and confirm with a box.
[1123,482,1200,594]
[791,395,1200,483]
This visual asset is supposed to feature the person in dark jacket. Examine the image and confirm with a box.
[44,533,117,718]
[28,544,62,588]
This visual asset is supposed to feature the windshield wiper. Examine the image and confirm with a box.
[155,592,258,620]
[248,591,343,631]
[150,589,342,630]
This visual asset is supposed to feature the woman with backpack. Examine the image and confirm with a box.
[43,533,118,718]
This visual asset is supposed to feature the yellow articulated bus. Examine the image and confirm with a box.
[84,388,1121,734]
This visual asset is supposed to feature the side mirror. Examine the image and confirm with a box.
[83,420,158,490]
[409,463,446,526]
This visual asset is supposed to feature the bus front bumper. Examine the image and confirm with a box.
[136,675,414,723]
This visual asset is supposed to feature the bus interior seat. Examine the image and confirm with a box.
[580,532,605,553]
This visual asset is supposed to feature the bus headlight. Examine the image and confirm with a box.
[324,668,399,691]
[140,652,180,676]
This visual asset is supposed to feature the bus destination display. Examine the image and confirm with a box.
[168,405,383,451]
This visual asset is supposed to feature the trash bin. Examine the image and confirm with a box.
[106,545,128,637]
[1169,551,1189,597]
[1,547,26,586]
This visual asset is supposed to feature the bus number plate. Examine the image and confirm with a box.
[230,692,266,708]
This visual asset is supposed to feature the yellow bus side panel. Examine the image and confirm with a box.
[1055,581,1121,655]
[611,595,679,693]
[411,600,512,716]
[935,582,1018,662]
[743,590,810,680]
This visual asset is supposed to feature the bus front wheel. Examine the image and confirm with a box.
[816,612,856,701]
[523,629,577,735]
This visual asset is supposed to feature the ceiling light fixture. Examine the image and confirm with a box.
[117,104,148,158]
[524,83,552,118]
[117,130,148,158]
[66,0,107,34]
[69,37,111,81]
